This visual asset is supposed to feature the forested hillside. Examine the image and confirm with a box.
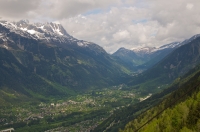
[121,65,200,132]
[93,64,200,132]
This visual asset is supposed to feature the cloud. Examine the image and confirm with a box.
[0,0,41,20]
[149,0,200,40]
[186,3,194,10]
[113,30,130,42]
[0,0,121,21]
[60,6,153,53]
[0,0,200,53]
[61,0,200,53]
[46,0,121,19]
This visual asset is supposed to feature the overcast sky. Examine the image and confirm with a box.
[0,0,200,53]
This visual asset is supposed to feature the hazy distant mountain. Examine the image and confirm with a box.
[128,34,200,93]
[112,47,145,66]
[113,42,184,70]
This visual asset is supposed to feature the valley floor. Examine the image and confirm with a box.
[0,85,149,132]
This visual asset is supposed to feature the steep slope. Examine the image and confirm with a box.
[0,20,132,103]
[121,66,200,132]
[93,64,200,132]
[128,35,200,94]
[0,47,76,106]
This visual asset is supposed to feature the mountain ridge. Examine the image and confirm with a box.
[126,34,200,95]
[0,20,133,103]
[113,42,184,70]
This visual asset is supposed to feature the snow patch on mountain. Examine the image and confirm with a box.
[77,42,84,46]
[132,47,156,54]
[77,41,91,47]
[192,34,200,40]
[181,34,200,44]
[152,42,181,52]
[3,45,8,49]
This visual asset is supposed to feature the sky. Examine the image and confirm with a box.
[0,0,200,53]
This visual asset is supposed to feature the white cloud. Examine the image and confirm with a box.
[186,3,194,10]
[0,0,200,53]
[41,0,122,19]
[113,30,130,42]
[0,0,41,20]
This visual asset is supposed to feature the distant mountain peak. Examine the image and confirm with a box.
[181,34,200,44]
[115,47,136,55]
[113,40,189,69]
[118,47,130,51]
[35,21,69,36]
[0,20,71,39]
[132,46,156,54]
[0,19,80,45]
[131,41,186,56]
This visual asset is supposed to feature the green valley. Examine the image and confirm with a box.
[0,19,200,132]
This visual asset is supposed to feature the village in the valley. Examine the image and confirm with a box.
[0,86,140,131]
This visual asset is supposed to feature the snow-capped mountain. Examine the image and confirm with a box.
[132,34,200,56]
[132,47,156,56]
[113,38,197,69]
[181,34,200,45]
[0,20,93,48]
[132,42,182,57]
[153,42,181,51]
[13,20,70,36]
[0,20,69,39]
[114,34,200,70]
